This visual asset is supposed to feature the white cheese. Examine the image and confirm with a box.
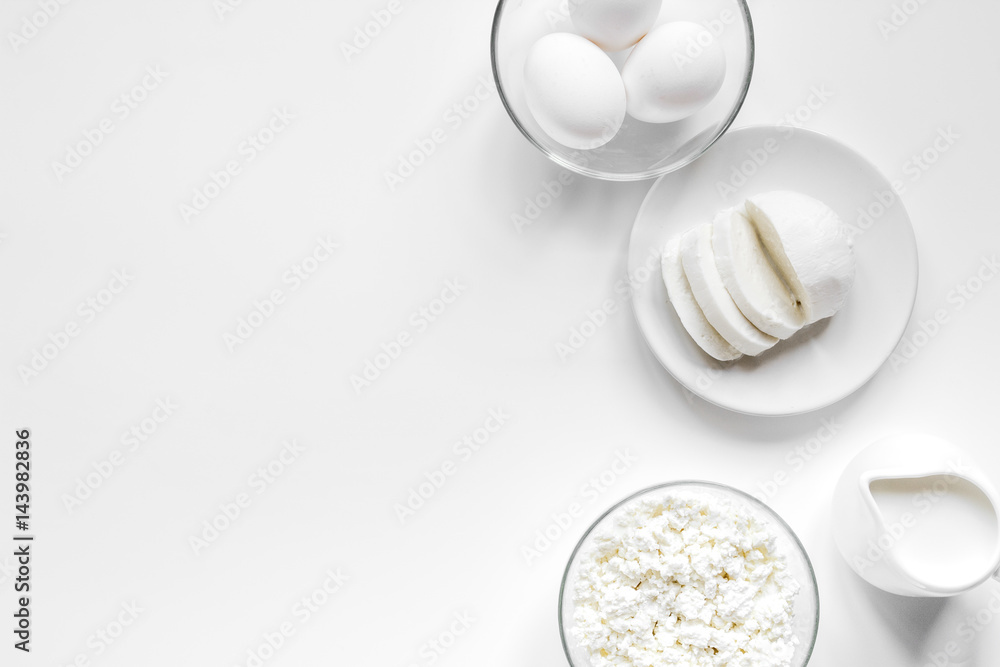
[745,191,856,324]
[661,236,742,362]
[571,491,801,667]
[680,224,778,357]
[712,205,805,339]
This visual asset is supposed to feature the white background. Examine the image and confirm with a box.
[1,0,999,665]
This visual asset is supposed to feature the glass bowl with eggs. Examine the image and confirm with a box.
[491,0,754,180]
[558,481,820,667]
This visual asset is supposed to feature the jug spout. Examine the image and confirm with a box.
[864,470,1000,596]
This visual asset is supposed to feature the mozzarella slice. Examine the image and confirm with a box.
[712,205,805,339]
[745,191,857,324]
[661,236,742,362]
[680,224,778,356]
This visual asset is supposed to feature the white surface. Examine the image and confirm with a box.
[0,1,999,666]
[631,127,918,415]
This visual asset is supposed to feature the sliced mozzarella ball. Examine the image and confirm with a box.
[523,33,627,150]
[570,0,663,52]
[745,191,857,324]
[712,205,805,339]
[621,21,726,124]
[680,223,778,356]
[662,235,742,362]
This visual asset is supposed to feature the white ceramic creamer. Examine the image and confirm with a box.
[833,434,1000,597]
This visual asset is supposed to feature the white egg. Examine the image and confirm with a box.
[570,0,663,52]
[523,33,626,150]
[621,21,726,123]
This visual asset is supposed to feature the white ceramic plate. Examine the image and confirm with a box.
[629,126,919,416]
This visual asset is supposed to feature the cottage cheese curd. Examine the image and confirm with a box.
[571,491,800,667]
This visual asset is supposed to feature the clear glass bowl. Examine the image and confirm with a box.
[491,0,754,181]
[558,481,820,666]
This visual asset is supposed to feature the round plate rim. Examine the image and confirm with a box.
[627,124,920,416]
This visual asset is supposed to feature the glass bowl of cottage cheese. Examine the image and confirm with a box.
[559,481,819,667]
